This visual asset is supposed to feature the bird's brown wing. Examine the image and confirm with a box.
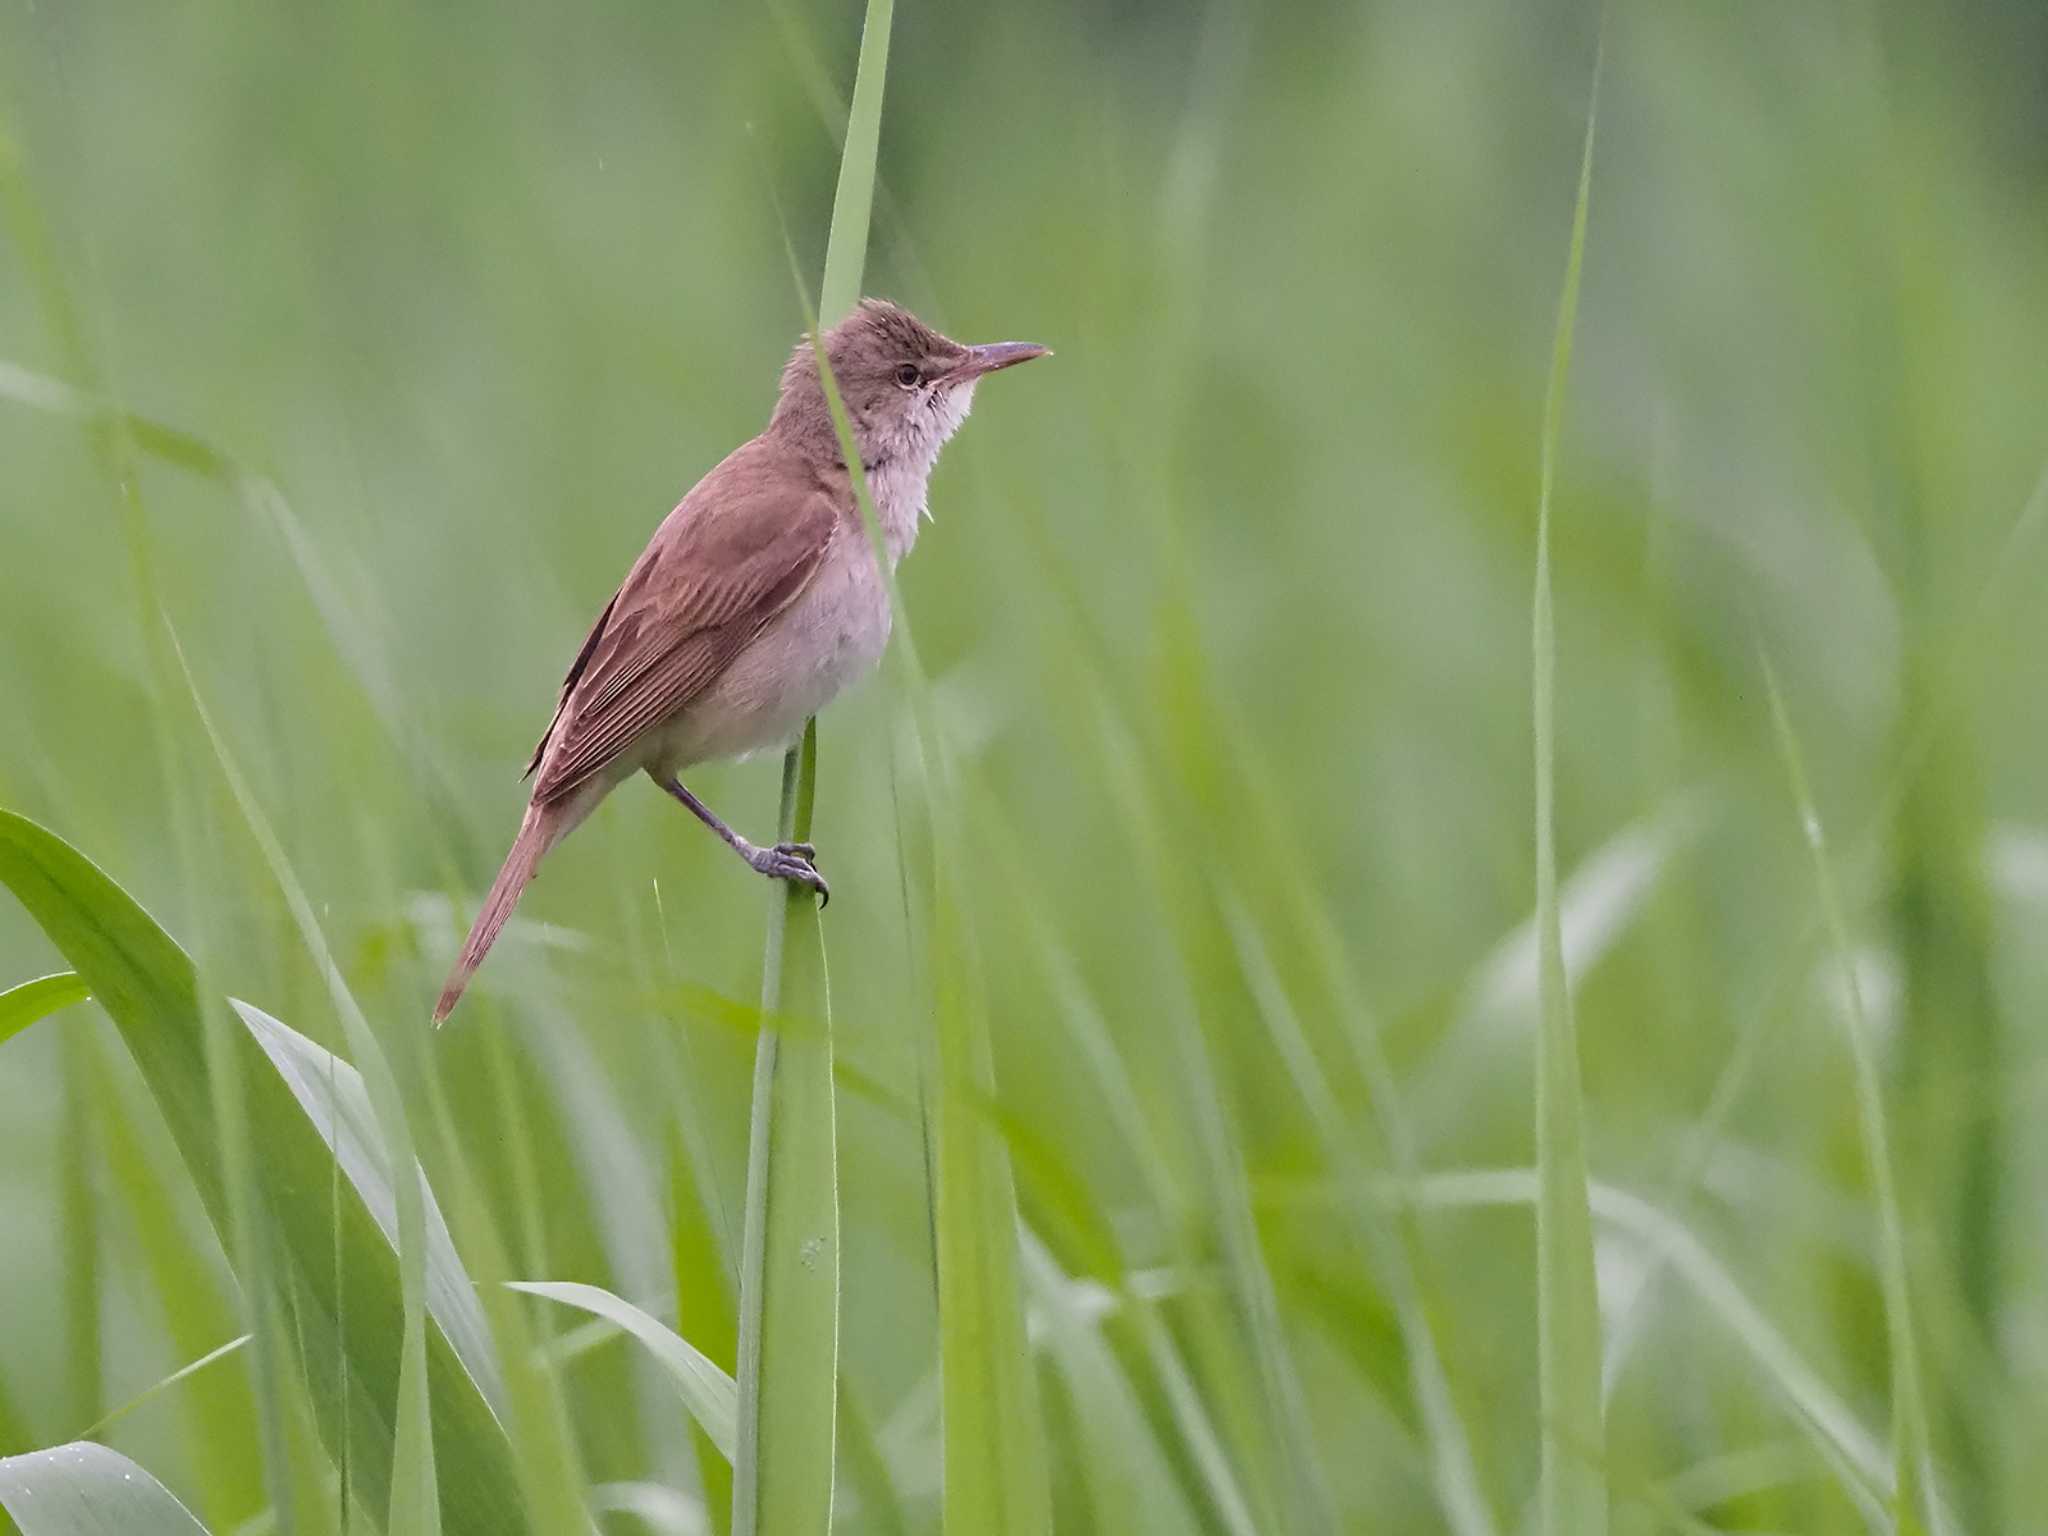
[524,590,621,778]
[529,442,839,804]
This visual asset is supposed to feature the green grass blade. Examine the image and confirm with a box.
[1756,650,1935,1534]
[997,849,1259,1536]
[588,1481,710,1535]
[411,1063,593,1536]
[0,971,89,1045]
[0,807,530,1536]
[1531,31,1607,1536]
[233,1000,502,1410]
[731,0,897,1525]
[57,1030,103,1452]
[508,1282,738,1461]
[796,250,1054,1536]
[772,10,1051,1512]
[817,0,894,325]
[733,735,840,1536]
[80,1335,251,1442]
[1221,900,1497,1536]
[666,1110,738,1533]
[927,929,1052,1536]
[1388,1168,1906,1515]
[0,1442,212,1535]
[166,637,449,1536]
[81,1039,265,1526]
[1021,1236,1207,1536]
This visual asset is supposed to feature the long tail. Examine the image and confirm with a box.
[434,805,562,1025]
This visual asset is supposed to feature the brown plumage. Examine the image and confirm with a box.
[434,299,1047,1023]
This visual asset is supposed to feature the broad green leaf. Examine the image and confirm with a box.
[232,999,503,1412]
[1529,33,1607,1536]
[0,808,528,1536]
[0,971,88,1046]
[0,1442,210,1535]
[509,1281,737,1461]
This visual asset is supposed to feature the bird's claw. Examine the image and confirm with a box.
[750,841,831,906]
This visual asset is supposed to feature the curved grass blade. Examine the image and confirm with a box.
[509,1281,738,1461]
[1221,900,1497,1536]
[590,1481,710,1536]
[79,1036,266,1526]
[0,1442,212,1535]
[0,971,89,1046]
[0,808,529,1536]
[79,1336,250,1442]
[1021,1236,1205,1536]
[1530,30,1608,1536]
[1383,1168,1941,1521]
[164,633,446,1536]
[1757,650,1935,1534]
[234,1000,501,1410]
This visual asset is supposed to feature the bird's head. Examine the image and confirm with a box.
[772,298,1047,474]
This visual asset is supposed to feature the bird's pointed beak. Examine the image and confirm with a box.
[944,341,1051,383]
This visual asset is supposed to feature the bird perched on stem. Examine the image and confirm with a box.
[434,299,1047,1024]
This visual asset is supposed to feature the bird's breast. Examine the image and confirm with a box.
[655,527,894,768]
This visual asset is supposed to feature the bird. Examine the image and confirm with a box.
[433,299,1048,1023]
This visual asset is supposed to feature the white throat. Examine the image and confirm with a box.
[868,378,977,563]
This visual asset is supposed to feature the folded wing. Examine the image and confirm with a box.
[528,440,838,803]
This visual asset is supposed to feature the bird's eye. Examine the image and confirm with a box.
[894,364,921,388]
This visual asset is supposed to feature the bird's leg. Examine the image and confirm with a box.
[652,772,830,905]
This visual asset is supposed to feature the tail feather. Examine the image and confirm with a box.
[435,808,558,1025]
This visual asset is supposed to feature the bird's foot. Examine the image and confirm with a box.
[745,840,830,906]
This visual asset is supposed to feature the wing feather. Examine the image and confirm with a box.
[528,440,838,803]
[524,590,620,777]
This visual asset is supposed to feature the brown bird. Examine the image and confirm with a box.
[434,299,1047,1023]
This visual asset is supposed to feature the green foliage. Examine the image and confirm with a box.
[0,972,88,1046]
[5,3,2048,1534]
[0,1442,212,1535]
[0,812,526,1535]
[1530,36,1606,1536]
[509,1282,737,1460]
[1758,653,1935,1534]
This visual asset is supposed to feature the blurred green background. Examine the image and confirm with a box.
[4,1,2048,1531]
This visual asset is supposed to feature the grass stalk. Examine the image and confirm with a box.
[733,735,839,1536]
[1756,648,1935,1535]
[731,1,896,1528]
[1531,30,1607,1536]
